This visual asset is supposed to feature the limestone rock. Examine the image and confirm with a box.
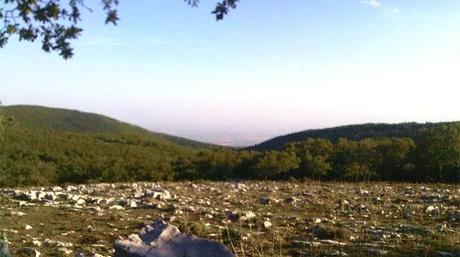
[113,219,234,257]
[263,221,272,229]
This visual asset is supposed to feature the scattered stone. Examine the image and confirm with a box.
[59,247,73,255]
[1,182,458,257]
[145,190,171,200]
[240,211,256,221]
[32,240,41,247]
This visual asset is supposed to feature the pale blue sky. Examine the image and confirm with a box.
[1,1,460,146]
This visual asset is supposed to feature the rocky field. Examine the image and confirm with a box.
[0,181,459,257]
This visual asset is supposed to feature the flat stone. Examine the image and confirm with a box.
[319,240,347,246]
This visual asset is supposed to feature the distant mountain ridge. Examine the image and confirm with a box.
[3,105,216,149]
[248,122,460,151]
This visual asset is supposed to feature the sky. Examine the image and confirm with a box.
[1,0,460,146]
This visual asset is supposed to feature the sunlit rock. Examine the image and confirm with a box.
[113,219,234,257]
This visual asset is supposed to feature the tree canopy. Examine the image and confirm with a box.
[1,105,459,187]
[0,0,239,58]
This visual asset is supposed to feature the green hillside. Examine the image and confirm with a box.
[0,105,458,186]
[0,105,223,186]
[3,105,215,149]
[249,122,460,150]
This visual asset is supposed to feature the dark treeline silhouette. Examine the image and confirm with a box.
[0,106,459,187]
[249,122,460,151]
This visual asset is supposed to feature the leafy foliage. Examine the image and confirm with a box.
[414,125,460,181]
[212,0,239,20]
[251,151,300,179]
[287,139,334,179]
[0,0,119,58]
[0,0,239,58]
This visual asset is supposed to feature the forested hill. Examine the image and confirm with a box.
[249,122,460,150]
[0,105,225,186]
[1,105,459,186]
[3,105,216,149]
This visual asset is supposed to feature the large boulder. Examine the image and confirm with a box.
[114,219,234,257]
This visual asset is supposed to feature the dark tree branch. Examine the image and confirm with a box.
[0,0,239,59]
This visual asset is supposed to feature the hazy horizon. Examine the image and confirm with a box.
[2,1,460,146]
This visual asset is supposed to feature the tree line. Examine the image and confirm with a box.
[1,121,458,187]
[174,125,459,183]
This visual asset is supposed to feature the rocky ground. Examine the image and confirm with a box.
[0,181,459,257]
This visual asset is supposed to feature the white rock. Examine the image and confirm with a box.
[240,211,256,221]
[128,200,137,208]
[59,247,73,255]
[319,240,347,246]
[114,219,234,257]
[11,211,26,216]
[263,221,272,229]
[52,186,63,192]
